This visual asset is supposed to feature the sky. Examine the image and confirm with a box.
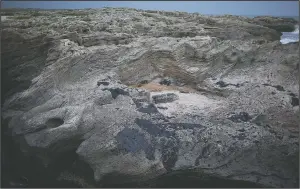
[1,1,299,17]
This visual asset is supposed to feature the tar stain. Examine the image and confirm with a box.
[262,84,285,92]
[195,144,214,166]
[274,85,285,91]
[97,81,109,86]
[291,97,299,106]
[100,170,266,188]
[237,128,246,132]
[171,123,203,130]
[289,92,296,97]
[228,112,252,123]
[216,81,241,88]
[116,128,155,160]
[103,88,129,99]
[135,118,172,137]
[160,138,179,171]
[136,103,159,114]
[251,114,267,126]
[232,133,246,140]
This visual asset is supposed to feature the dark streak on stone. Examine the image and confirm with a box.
[232,133,246,140]
[45,118,64,128]
[238,128,246,132]
[262,84,285,91]
[157,106,168,109]
[274,85,285,91]
[161,139,179,171]
[291,97,299,106]
[116,128,155,160]
[135,118,172,137]
[171,123,203,130]
[136,103,159,114]
[195,144,213,166]
[103,88,129,99]
[228,112,252,123]
[97,81,109,86]
[288,92,296,97]
[216,81,241,88]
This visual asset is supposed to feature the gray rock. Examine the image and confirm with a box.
[1,7,299,188]
[159,78,173,86]
[152,93,179,104]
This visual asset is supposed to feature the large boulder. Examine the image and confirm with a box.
[251,16,298,32]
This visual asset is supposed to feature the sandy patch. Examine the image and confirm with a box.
[150,91,222,117]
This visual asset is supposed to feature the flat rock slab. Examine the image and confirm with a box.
[151,93,179,104]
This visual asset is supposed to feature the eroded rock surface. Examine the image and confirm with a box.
[1,8,299,188]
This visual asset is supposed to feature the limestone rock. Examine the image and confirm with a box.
[1,7,299,188]
[152,93,179,104]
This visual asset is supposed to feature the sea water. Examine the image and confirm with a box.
[280,25,299,44]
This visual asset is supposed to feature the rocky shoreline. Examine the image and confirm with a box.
[1,8,299,188]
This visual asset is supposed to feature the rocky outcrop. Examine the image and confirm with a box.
[251,16,298,32]
[1,8,299,188]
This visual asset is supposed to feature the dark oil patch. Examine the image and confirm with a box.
[140,80,149,85]
[228,112,252,123]
[291,97,299,106]
[195,144,214,166]
[171,123,204,130]
[237,128,246,132]
[232,133,246,140]
[136,103,159,114]
[45,118,64,128]
[103,88,129,99]
[97,81,109,86]
[216,81,241,88]
[262,84,285,92]
[161,139,179,171]
[116,128,155,160]
[251,114,267,126]
[288,92,296,97]
[135,118,172,137]
[274,85,285,91]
